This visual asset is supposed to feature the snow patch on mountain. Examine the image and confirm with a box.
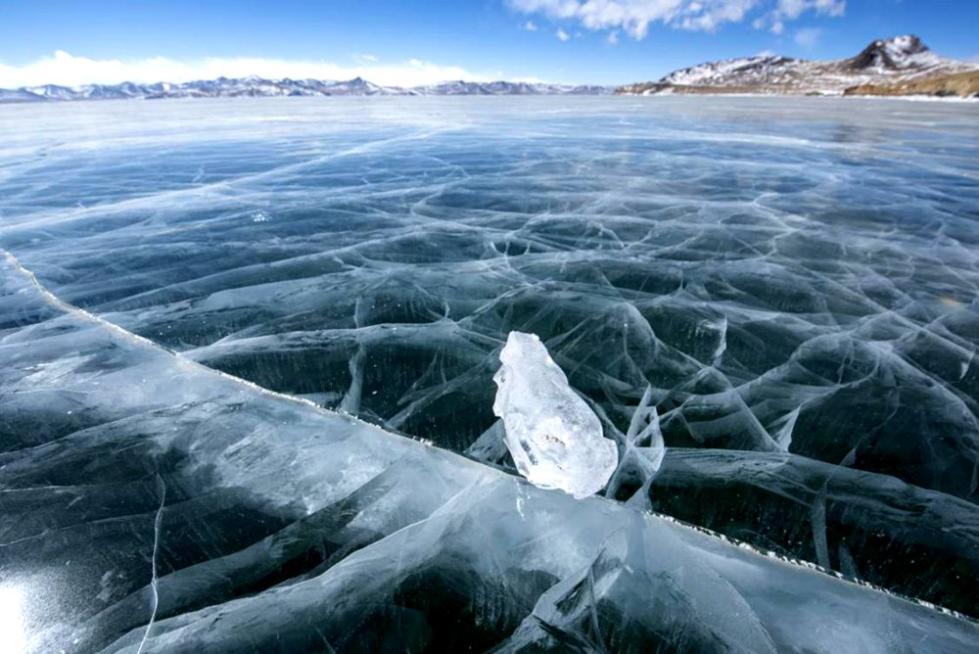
[619,35,978,97]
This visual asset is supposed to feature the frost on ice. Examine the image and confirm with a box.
[493,331,618,498]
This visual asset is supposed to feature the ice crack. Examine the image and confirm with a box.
[135,474,166,654]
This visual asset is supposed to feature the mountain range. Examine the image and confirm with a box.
[2,35,975,103]
[0,77,610,103]
[616,35,978,97]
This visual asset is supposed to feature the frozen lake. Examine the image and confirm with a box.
[1,96,978,652]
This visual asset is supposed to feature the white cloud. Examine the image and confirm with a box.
[608,31,620,45]
[524,20,539,30]
[508,0,844,39]
[556,28,571,41]
[776,0,807,19]
[0,51,521,88]
[677,0,759,32]
[775,0,844,20]
[353,53,379,64]
[509,0,761,38]
[794,27,821,48]
[758,0,844,33]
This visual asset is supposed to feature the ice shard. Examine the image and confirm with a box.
[493,331,618,498]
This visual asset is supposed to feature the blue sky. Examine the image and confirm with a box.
[0,1,976,87]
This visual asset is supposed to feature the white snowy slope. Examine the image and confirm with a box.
[3,250,978,653]
[619,34,978,96]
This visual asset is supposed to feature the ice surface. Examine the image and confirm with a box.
[1,96,979,650]
[2,254,978,653]
[493,331,617,498]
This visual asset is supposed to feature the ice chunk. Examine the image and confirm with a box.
[492,331,617,498]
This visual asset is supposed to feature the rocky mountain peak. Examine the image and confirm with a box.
[847,35,931,70]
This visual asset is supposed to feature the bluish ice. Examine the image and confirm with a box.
[0,96,978,652]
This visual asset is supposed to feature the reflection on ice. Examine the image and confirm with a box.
[0,584,27,654]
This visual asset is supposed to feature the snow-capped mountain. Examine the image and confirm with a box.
[846,34,942,71]
[619,35,977,97]
[0,76,610,103]
[0,88,46,102]
[413,80,608,95]
[25,84,80,100]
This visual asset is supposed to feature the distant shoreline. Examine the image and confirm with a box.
[2,93,976,108]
